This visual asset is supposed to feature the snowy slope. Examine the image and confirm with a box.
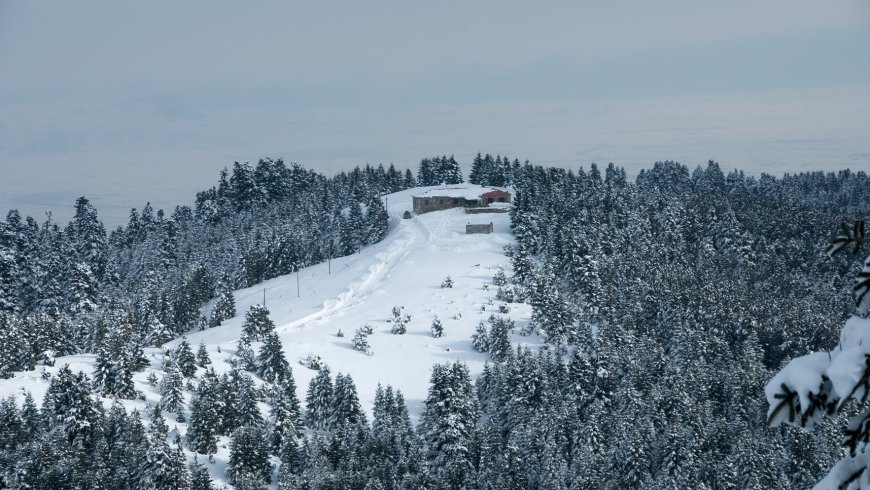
[0,184,539,485]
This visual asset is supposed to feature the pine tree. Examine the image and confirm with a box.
[390,306,409,335]
[187,372,220,455]
[330,373,366,429]
[159,363,186,416]
[352,325,373,355]
[257,331,290,383]
[305,366,333,430]
[227,425,273,486]
[242,304,275,341]
[190,457,215,490]
[196,341,211,368]
[234,369,264,429]
[440,275,453,288]
[430,316,444,338]
[269,383,304,461]
[42,365,102,450]
[210,272,236,327]
[420,362,477,488]
[472,322,489,353]
[142,405,176,489]
[365,196,390,245]
[172,336,198,377]
[488,315,513,362]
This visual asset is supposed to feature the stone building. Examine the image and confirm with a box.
[411,186,511,215]
[466,222,494,234]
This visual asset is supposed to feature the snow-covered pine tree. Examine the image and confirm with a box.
[305,366,333,430]
[766,220,870,487]
[196,341,211,368]
[234,370,264,429]
[351,327,373,355]
[472,321,489,353]
[430,316,443,338]
[420,362,477,488]
[365,196,389,245]
[227,425,273,487]
[189,457,215,490]
[390,306,409,335]
[440,275,453,288]
[257,331,290,383]
[242,304,275,341]
[142,405,177,489]
[330,373,366,429]
[172,336,197,377]
[187,371,220,455]
[159,362,185,416]
[209,272,236,327]
[42,365,101,450]
[488,315,513,362]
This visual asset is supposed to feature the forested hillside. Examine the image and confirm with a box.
[0,156,867,488]
[0,160,406,375]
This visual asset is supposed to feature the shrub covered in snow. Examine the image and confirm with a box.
[440,275,453,288]
[430,317,444,338]
[352,327,373,356]
[389,306,410,335]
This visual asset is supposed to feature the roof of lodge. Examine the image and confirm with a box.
[481,189,511,198]
[412,186,510,200]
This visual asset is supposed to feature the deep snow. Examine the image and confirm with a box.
[0,184,540,486]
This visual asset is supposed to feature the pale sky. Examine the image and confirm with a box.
[1,0,869,226]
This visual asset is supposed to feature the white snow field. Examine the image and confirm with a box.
[0,184,539,485]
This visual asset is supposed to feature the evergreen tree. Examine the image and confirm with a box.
[242,304,275,341]
[305,366,333,430]
[187,372,220,455]
[472,321,489,353]
[227,425,273,486]
[190,457,215,490]
[488,315,513,362]
[159,362,186,416]
[257,331,290,383]
[172,336,198,377]
[210,272,236,327]
[430,316,443,338]
[196,341,211,368]
[420,362,477,488]
[330,373,366,429]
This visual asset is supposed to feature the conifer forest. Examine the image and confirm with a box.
[1,155,869,489]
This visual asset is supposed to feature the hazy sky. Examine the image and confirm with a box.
[1,1,869,226]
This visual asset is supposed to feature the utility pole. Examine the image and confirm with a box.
[297,269,300,298]
[263,288,266,307]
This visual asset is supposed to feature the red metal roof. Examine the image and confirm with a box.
[481,189,511,198]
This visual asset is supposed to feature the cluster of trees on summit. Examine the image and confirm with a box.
[1,152,868,488]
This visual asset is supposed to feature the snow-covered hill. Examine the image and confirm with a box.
[0,184,539,485]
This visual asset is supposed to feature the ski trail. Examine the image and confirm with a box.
[277,217,426,332]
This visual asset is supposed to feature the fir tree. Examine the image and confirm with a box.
[471,321,489,353]
[430,316,444,338]
[187,372,220,455]
[351,327,373,355]
[257,331,290,383]
[210,272,236,327]
[159,363,186,416]
[172,336,198,377]
[196,341,211,368]
[227,425,273,486]
[420,362,477,488]
[242,304,275,341]
[305,366,333,430]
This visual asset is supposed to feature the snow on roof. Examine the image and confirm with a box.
[412,186,508,200]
